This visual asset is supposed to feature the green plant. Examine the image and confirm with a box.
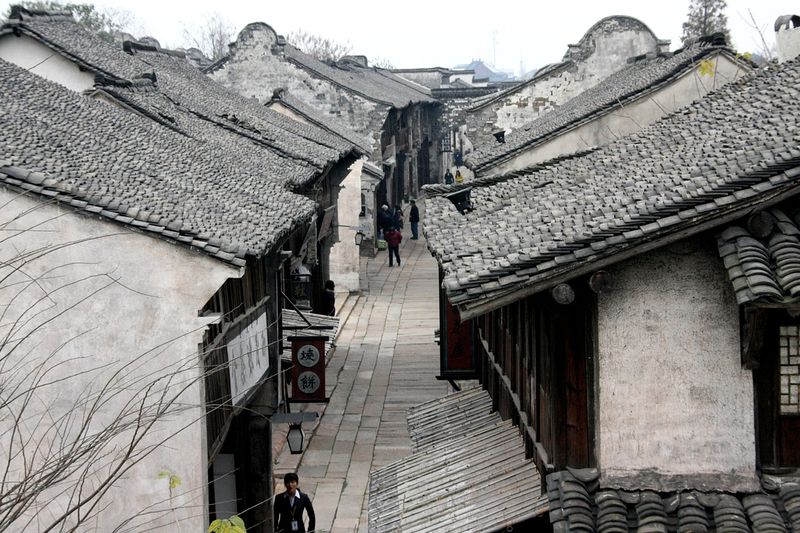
[208,515,246,533]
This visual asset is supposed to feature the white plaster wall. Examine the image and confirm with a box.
[777,24,800,63]
[0,34,94,92]
[0,190,237,530]
[329,159,363,292]
[484,54,747,178]
[597,239,758,492]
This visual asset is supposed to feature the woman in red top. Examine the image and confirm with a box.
[385,226,402,267]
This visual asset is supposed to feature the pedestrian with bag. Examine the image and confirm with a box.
[385,226,402,267]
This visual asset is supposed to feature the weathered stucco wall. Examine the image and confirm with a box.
[777,16,800,63]
[483,53,747,178]
[597,238,758,492]
[0,33,94,91]
[0,190,237,530]
[464,17,663,148]
[329,159,363,292]
[207,23,387,146]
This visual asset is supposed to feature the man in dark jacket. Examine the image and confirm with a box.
[409,199,420,240]
[274,473,315,532]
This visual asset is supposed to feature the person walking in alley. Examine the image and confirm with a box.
[385,226,402,266]
[455,169,464,184]
[444,168,454,184]
[274,473,316,533]
[409,199,420,240]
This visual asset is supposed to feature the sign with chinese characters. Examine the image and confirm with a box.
[226,309,270,406]
[289,336,328,402]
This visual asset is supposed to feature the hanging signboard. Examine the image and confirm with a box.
[226,308,270,406]
[289,336,329,403]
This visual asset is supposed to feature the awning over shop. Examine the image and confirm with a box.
[281,309,338,362]
[369,388,549,532]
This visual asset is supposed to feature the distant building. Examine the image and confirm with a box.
[205,24,442,252]
[467,34,753,178]
[462,16,671,151]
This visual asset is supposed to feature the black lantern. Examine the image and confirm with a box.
[286,423,305,454]
[355,230,365,246]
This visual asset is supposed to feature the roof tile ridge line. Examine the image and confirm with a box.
[457,172,800,318]
[9,6,74,21]
[475,46,744,172]
[269,97,369,153]
[371,68,433,98]
[123,40,186,59]
[0,167,251,267]
[200,53,229,74]
[96,87,192,137]
[11,23,132,85]
[282,55,395,107]
[467,61,573,112]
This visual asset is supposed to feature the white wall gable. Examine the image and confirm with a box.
[0,33,94,92]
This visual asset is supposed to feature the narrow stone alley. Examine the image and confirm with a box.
[273,215,451,532]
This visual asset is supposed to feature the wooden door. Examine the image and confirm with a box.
[756,312,800,469]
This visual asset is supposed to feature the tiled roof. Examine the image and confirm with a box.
[125,46,357,173]
[424,57,800,318]
[422,149,599,196]
[369,388,548,532]
[269,88,372,154]
[718,207,800,305]
[468,42,742,172]
[3,11,361,179]
[2,6,153,84]
[547,468,800,532]
[282,45,434,108]
[0,58,316,266]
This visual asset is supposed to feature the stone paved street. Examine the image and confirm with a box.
[273,213,450,532]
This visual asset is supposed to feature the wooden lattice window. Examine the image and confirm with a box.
[779,326,800,414]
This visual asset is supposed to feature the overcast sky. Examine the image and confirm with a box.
[2,1,796,73]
